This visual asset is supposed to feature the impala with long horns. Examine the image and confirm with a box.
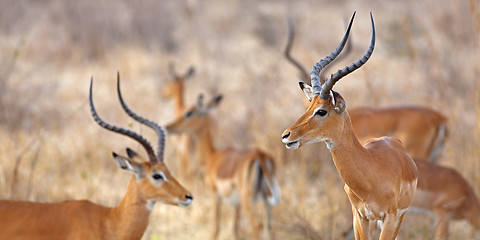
[282,12,418,240]
[344,157,480,239]
[0,74,193,239]
[284,16,447,163]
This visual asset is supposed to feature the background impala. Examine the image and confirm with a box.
[0,1,478,239]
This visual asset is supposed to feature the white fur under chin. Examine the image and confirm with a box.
[304,138,334,149]
[285,141,299,149]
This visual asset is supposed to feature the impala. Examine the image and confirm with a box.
[284,16,447,162]
[165,94,281,240]
[410,159,480,239]
[162,63,195,117]
[281,12,418,239]
[344,158,480,240]
[0,76,193,240]
[161,63,196,180]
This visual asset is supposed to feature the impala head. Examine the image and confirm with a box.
[89,74,193,207]
[161,63,195,98]
[112,148,193,207]
[165,94,223,135]
[282,12,375,150]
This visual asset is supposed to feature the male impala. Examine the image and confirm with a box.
[284,17,447,162]
[161,63,196,179]
[344,158,480,240]
[0,77,193,239]
[166,94,281,240]
[281,12,418,239]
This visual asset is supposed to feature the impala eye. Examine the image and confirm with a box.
[185,110,194,118]
[315,109,328,117]
[152,172,167,181]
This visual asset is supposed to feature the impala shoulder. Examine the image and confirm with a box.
[363,136,402,149]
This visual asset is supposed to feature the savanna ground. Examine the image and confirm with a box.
[0,0,479,239]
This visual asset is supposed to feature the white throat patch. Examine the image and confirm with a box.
[146,200,155,211]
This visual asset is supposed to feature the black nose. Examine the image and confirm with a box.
[282,132,290,139]
[186,194,193,201]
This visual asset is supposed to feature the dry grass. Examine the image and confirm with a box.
[0,0,479,239]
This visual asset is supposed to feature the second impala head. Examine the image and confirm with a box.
[165,94,222,135]
[112,148,193,208]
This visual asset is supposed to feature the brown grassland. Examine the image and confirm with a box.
[0,0,479,239]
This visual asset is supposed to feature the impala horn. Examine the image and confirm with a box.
[318,12,375,100]
[310,12,356,97]
[89,78,158,163]
[116,72,166,163]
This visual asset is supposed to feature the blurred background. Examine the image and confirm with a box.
[0,0,479,239]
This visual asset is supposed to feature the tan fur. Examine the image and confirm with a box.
[283,18,447,164]
[0,157,192,240]
[166,96,280,240]
[411,159,480,239]
[161,66,195,180]
[349,107,448,162]
[283,94,418,240]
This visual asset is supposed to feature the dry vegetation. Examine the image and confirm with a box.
[0,0,479,239]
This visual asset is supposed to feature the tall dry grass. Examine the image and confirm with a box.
[0,0,479,239]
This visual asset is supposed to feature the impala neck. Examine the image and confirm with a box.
[109,176,151,240]
[327,113,370,190]
[193,117,216,169]
[173,83,185,117]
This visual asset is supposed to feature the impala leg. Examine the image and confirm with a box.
[263,196,274,240]
[241,194,260,240]
[352,206,369,240]
[378,212,396,240]
[212,195,222,240]
[233,205,241,240]
[433,210,449,240]
[392,211,406,239]
[368,220,378,239]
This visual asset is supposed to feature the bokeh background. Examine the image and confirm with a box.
[0,0,479,239]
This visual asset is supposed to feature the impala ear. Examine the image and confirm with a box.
[126,148,138,158]
[113,152,144,177]
[183,66,195,79]
[299,82,314,101]
[332,91,346,114]
[207,95,223,111]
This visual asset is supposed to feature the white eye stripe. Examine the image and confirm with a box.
[309,107,327,119]
[153,171,169,182]
[309,107,321,119]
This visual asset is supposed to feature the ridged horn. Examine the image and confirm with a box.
[311,11,356,94]
[89,78,157,162]
[319,12,375,100]
[116,72,165,163]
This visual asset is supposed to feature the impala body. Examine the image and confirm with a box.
[350,107,447,162]
[166,94,280,240]
[0,75,193,240]
[284,16,447,162]
[343,158,480,240]
[412,159,480,239]
[282,12,418,240]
